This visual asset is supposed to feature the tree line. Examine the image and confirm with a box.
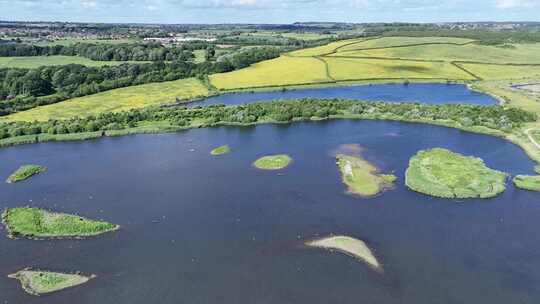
[0,47,281,115]
[0,99,535,140]
[0,42,199,61]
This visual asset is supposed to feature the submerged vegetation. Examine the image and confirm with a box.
[253,154,292,170]
[513,175,540,192]
[211,145,231,155]
[405,148,507,199]
[6,165,46,183]
[306,235,382,272]
[2,207,119,239]
[336,153,396,197]
[8,269,95,296]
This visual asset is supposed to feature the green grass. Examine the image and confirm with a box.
[2,207,119,239]
[253,154,292,170]
[513,175,540,191]
[6,165,46,183]
[193,50,207,63]
[457,63,540,80]
[210,56,330,90]
[336,154,396,197]
[0,56,135,69]
[8,270,95,296]
[1,78,210,122]
[337,36,475,52]
[340,43,540,64]
[324,57,475,81]
[288,38,365,57]
[211,145,231,156]
[405,148,507,199]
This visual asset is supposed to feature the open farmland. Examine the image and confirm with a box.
[456,63,540,80]
[0,55,134,68]
[209,36,540,90]
[335,42,540,64]
[323,57,475,81]
[336,36,475,52]
[1,78,209,122]
[209,56,331,89]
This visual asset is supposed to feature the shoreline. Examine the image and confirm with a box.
[1,113,538,166]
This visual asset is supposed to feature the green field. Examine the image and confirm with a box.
[1,78,210,122]
[0,56,134,68]
[336,42,540,64]
[209,36,540,90]
[457,63,540,80]
[324,57,475,81]
[211,145,231,156]
[337,36,475,52]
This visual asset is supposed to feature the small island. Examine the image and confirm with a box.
[306,235,382,272]
[8,269,95,296]
[405,148,507,199]
[211,145,231,156]
[6,165,46,183]
[336,154,396,197]
[2,207,120,239]
[253,154,292,170]
[513,175,540,192]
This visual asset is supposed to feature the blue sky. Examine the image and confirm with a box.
[1,0,540,24]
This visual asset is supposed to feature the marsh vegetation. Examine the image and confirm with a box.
[405,148,507,199]
[8,269,95,296]
[2,207,119,239]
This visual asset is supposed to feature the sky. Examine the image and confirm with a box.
[1,0,540,24]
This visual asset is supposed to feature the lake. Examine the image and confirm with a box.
[187,83,497,107]
[0,119,539,304]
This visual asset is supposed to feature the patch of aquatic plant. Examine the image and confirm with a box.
[2,207,119,239]
[405,148,507,199]
[513,175,540,192]
[306,235,382,272]
[253,154,292,170]
[8,269,95,296]
[211,145,231,155]
[336,153,396,197]
[6,165,46,183]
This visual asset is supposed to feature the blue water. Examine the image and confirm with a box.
[188,83,497,107]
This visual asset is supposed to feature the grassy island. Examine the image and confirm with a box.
[336,154,396,197]
[253,154,292,170]
[2,207,119,239]
[211,145,231,156]
[8,269,95,296]
[306,235,382,272]
[6,165,46,183]
[513,175,540,192]
[405,148,507,199]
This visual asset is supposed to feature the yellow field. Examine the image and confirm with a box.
[209,56,331,90]
[336,43,540,64]
[337,36,475,52]
[324,57,476,81]
[457,64,540,80]
[1,78,209,122]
